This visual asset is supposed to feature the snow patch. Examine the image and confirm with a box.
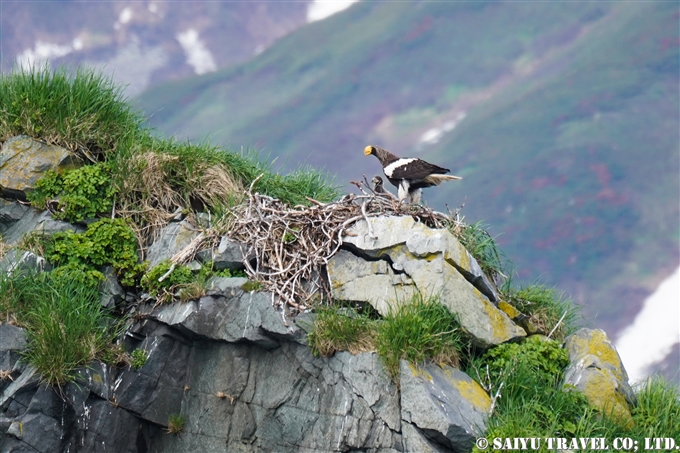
[16,41,74,69]
[114,7,133,30]
[308,0,358,23]
[418,112,467,146]
[615,266,680,383]
[176,29,217,75]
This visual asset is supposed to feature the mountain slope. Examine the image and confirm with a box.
[137,1,679,340]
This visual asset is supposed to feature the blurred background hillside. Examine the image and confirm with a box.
[1,0,678,384]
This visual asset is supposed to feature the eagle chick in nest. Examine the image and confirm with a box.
[364,145,461,203]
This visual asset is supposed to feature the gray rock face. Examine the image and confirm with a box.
[150,344,403,453]
[99,266,124,308]
[0,199,30,234]
[0,205,84,246]
[197,236,250,270]
[328,249,417,315]
[0,249,48,276]
[147,288,301,349]
[400,361,490,452]
[0,136,78,200]
[145,220,201,268]
[0,324,27,375]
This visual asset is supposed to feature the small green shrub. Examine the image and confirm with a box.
[140,260,194,300]
[376,294,466,381]
[308,306,378,357]
[27,163,117,222]
[46,218,145,286]
[130,348,148,370]
[480,334,569,386]
[166,413,186,434]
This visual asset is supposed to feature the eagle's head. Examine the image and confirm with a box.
[371,175,383,185]
[364,145,376,156]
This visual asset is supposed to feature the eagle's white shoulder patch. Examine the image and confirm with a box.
[384,158,417,178]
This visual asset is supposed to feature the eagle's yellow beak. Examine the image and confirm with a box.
[363,145,373,156]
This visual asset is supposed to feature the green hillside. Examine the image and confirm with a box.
[137,1,680,334]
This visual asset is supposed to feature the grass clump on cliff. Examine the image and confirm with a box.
[503,284,580,342]
[0,67,145,158]
[309,294,467,382]
[376,293,466,381]
[0,271,121,386]
[308,305,378,356]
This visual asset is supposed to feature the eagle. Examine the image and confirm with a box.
[364,145,461,203]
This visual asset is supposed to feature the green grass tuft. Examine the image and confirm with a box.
[376,293,466,381]
[503,284,580,341]
[166,413,186,434]
[456,221,509,283]
[629,376,680,438]
[0,271,119,386]
[307,305,378,357]
[0,66,146,158]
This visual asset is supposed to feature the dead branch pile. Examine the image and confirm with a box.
[222,175,464,312]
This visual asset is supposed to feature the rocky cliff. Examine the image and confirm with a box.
[0,136,637,453]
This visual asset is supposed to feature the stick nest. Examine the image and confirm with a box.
[176,175,464,313]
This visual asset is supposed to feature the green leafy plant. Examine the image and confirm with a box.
[27,163,117,222]
[130,348,148,370]
[480,334,570,386]
[46,218,145,287]
[376,293,466,381]
[140,260,195,302]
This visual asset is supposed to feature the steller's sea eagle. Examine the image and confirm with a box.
[364,145,461,203]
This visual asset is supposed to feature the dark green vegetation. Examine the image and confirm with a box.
[137,1,680,340]
[130,348,148,370]
[27,162,116,223]
[141,260,246,303]
[46,219,146,287]
[0,271,121,386]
